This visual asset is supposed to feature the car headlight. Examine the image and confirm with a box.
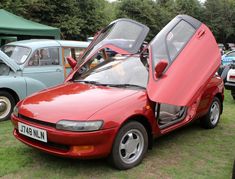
[56,120,103,132]
[13,106,19,117]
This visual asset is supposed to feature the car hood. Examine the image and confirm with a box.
[0,50,20,72]
[19,82,139,123]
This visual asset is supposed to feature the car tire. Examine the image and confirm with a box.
[0,91,15,121]
[110,121,148,170]
[200,97,221,129]
[231,91,235,100]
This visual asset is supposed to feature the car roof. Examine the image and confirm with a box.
[57,40,90,48]
[6,39,90,49]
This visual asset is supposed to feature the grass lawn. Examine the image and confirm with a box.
[0,90,235,179]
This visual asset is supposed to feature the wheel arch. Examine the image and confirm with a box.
[120,114,153,149]
[0,87,20,104]
[215,93,223,114]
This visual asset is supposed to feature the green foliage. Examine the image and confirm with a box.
[204,0,235,43]
[117,0,164,41]
[77,0,112,40]
[23,0,84,39]
[0,90,235,178]
[0,0,113,40]
[0,0,235,43]
[0,0,27,15]
[174,0,203,20]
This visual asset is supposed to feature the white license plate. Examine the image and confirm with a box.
[18,122,47,143]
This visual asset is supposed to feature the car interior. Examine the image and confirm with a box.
[155,103,187,128]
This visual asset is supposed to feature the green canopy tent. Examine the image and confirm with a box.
[0,9,60,45]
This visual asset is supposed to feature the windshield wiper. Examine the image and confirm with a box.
[74,80,145,89]
[74,80,109,86]
[107,84,145,89]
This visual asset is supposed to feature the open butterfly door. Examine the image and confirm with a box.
[147,15,221,109]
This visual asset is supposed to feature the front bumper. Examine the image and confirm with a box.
[11,114,118,159]
[224,82,235,91]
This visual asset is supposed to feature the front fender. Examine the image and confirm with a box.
[0,76,48,100]
[0,76,27,100]
[88,91,158,134]
[23,77,47,96]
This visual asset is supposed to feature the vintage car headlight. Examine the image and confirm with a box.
[13,106,19,117]
[56,120,103,132]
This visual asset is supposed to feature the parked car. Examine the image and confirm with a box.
[0,39,89,121]
[221,50,235,65]
[227,43,235,51]
[218,43,225,55]
[11,15,223,169]
[225,61,235,100]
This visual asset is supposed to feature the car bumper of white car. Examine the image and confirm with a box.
[225,82,235,91]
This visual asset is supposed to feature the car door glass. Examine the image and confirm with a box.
[77,50,107,75]
[28,47,59,66]
[166,21,195,61]
[28,49,40,66]
[151,20,196,69]
[79,19,149,66]
[64,47,86,63]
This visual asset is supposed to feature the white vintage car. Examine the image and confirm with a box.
[225,61,235,100]
[0,39,89,121]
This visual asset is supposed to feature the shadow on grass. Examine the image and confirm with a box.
[28,121,203,170]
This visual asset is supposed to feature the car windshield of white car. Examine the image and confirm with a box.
[1,45,31,64]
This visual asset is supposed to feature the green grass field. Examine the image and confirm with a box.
[0,90,235,179]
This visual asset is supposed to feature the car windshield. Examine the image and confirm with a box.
[1,45,31,64]
[74,55,149,88]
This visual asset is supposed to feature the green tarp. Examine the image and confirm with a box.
[0,9,60,39]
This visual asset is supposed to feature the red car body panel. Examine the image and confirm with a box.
[12,115,118,158]
[11,15,224,159]
[11,76,223,158]
[18,82,138,125]
[147,24,221,107]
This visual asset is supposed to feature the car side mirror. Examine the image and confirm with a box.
[66,56,77,69]
[155,59,168,78]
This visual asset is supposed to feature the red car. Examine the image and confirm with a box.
[11,15,223,169]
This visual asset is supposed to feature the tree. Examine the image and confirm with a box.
[77,0,112,40]
[24,0,84,39]
[117,0,166,41]
[174,0,203,21]
[204,0,235,43]
[0,0,28,15]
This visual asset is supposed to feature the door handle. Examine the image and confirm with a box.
[56,69,62,72]
[197,29,205,39]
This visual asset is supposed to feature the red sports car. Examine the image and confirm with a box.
[11,15,224,169]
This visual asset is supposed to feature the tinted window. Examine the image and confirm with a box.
[78,19,149,66]
[28,47,59,66]
[64,47,86,61]
[105,21,144,51]
[151,20,196,68]
[166,21,195,60]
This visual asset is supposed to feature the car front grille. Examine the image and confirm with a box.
[16,129,70,152]
[19,114,56,128]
